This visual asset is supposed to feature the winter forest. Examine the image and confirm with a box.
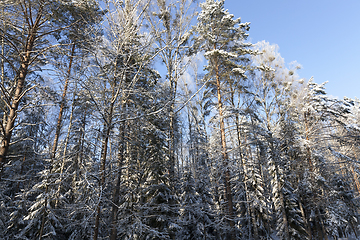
[1,0,360,239]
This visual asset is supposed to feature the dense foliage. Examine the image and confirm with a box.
[1,0,359,239]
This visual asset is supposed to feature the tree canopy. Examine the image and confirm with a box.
[0,0,359,239]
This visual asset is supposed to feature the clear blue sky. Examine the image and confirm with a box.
[224,0,360,99]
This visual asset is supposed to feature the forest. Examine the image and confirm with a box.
[0,0,360,239]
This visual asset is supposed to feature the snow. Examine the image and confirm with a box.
[232,68,245,74]
[204,49,238,58]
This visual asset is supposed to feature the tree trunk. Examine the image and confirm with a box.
[318,208,328,240]
[214,57,235,239]
[93,97,115,240]
[0,4,43,179]
[55,80,77,207]
[169,100,176,184]
[235,116,255,238]
[0,45,32,177]
[304,110,313,171]
[110,116,125,240]
[73,106,87,188]
[269,141,290,240]
[1,5,5,84]
[299,197,312,239]
[279,189,290,240]
[0,6,6,179]
[350,146,360,195]
[168,52,177,192]
[51,43,76,160]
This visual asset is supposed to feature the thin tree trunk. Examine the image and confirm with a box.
[93,94,115,240]
[0,6,42,178]
[169,94,176,181]
[349,220,358,239]
[235,115,254,238]
[280,189,290,240]
[162,3,178,189]
[0,6,5,179]
[214,56,235,238]
[51,43,76,160]
[168,59,177,192]
[350,146,360,195]
[39,202,47,240]
[299,197,312,239]
[110,119,125,240]
[318,208,328,240]
[93,123,111,240]
[73,107,87,186]
[269,141,290,240]
[304,110,313,171]
[55,81,77,207]
[1,4,5,84]
[40,43,76,238]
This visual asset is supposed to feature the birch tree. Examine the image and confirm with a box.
[146,0,197,189]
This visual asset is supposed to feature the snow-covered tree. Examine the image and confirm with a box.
[192,1,255,237]
[147,0,197,190]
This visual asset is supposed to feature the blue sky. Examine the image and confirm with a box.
[224,0,360,99]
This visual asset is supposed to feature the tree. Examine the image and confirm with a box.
[146,0,196,190]
[80,1,167,239]
[291,80,360,239]
[179,168,216,239]
[50,0,103,161]
[192,0,254,237]
[0,0,100,178]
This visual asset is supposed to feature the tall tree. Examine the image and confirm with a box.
[250,41,308,240]
[147,0,196,189]
[192,0,254,237]
[82,1,163,239]
[0,0,99,178]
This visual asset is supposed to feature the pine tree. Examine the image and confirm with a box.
[0,0,100,179]
[192,1,254,237]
